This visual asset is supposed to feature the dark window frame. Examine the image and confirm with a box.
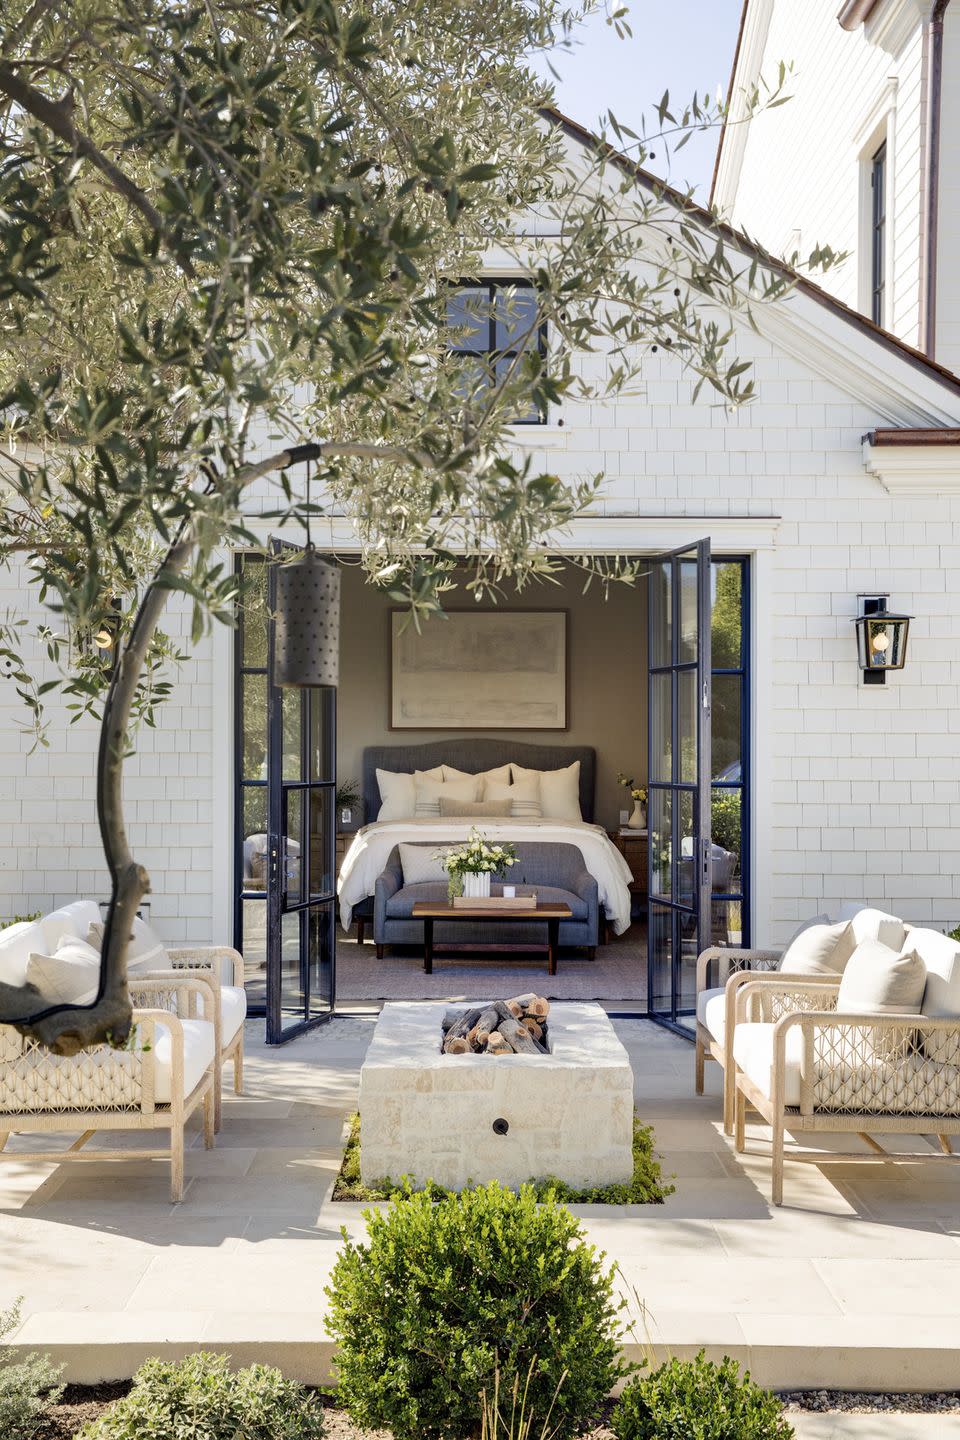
[447,278,548,425]
[870,141,886,327]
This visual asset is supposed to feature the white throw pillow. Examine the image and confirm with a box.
[376,766,443,822]
[831,908,906,970]
[510,761,582,822]
[413,775,482,817]
[912,928,960,1064]
[441,763,512,789]
[26,936,102,1006]
[87,916,167,973]
[837,938,926,1016]
[398,844,449,885]
[485,777,542,819]
[780,920,850,977]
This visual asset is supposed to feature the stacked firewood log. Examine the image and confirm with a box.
[441,994,550,1056]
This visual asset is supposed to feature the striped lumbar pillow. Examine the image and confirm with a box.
[485,777,542,819]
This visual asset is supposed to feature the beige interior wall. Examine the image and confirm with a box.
[337,561,647,833]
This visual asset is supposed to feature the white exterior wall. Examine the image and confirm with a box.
[715,0,928,351]
[2,284,960,951]
[0,571,226,943]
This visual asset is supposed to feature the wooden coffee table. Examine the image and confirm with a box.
[410,901,573,976]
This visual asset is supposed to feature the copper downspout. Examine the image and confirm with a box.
[923,0,951,356]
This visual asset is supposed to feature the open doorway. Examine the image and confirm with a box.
[232,550,750,1032]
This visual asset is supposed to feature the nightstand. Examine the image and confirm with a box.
[608,829,648,920]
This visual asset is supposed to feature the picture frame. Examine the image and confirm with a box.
[389,608,568,730]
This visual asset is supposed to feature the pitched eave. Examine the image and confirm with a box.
[541,105,960,403]
[709,0,750,206]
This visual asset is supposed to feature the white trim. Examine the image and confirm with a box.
[865,0,927,55]
[505,424,568,450]
[712,0,775,213]
[855,84,897,324]
[862,439,960,491]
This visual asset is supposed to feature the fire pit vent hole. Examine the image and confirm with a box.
[492,1117,509,1136]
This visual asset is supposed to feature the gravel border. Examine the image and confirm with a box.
[780,1392,960,1414]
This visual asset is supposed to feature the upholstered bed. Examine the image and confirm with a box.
[337,740,634,940]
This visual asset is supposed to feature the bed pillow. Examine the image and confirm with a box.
[398,844,449,885]
[376,766,444,821]
[441,763,512,789]
[26,936,102,1006]
[510,761,581,822]
[485,777,541,819]
[413,775,482,817]
[779,920,850,976]
[87,915,168,973]
[438,797,511,817]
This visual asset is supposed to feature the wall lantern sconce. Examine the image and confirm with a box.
[854,594,912,685]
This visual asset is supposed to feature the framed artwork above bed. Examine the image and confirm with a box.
[390,609,568,730]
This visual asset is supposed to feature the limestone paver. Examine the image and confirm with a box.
[2,1015,960,1390]
[790,1418,960,1439]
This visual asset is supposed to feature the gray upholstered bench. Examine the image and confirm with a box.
[373,841,600,958]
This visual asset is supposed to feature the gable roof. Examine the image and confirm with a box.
[542,105,960,408]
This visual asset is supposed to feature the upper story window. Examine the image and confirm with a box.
[446,280,547,425]
[870,141,887,327]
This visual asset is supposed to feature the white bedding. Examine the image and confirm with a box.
[337,818,635,935]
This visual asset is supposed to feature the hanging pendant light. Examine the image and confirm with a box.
[272,454,340,687]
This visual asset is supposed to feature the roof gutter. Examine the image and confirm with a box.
[922,0,952,356]
[837,0,880,30]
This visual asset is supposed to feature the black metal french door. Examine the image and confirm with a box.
[265,540,337,1043]
[647,540,712,1029]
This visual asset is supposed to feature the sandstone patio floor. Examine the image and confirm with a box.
[4,1014,960,1392]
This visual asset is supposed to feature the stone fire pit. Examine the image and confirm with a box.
[359,1001,634,1191]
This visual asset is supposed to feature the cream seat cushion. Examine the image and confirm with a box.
[696,986,726,1044]
[510,761,581,822]
[219,985,247,1046]
[376,766,444,822]
[152,1016,215,1103]
[734,1022,806,1107]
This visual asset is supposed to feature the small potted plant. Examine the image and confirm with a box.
[617,772,648,830]
[435,828,519,900]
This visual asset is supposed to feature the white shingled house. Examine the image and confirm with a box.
[3,81,960,1043]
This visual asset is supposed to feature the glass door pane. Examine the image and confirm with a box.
[647,539,712,1027]
[266,540,337,1043]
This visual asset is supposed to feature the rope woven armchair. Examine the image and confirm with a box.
[165,946,246,1128]
[731,974,960,1205]
[695,945,785,1134]
[0,973,217,1201]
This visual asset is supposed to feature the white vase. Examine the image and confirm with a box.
[627,802,646,830]
[462,871,491,899]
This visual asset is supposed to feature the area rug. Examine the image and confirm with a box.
[334,930,647,1003]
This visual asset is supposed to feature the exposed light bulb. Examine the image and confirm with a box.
[871,630,890,654]
[94,629,114,648]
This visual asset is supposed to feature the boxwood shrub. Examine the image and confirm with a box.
[612,1353,793,1440]
[326,1181,629,1440]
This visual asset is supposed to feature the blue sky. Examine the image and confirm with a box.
[532,1,744,197]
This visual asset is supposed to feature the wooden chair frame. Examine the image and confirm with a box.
[695,946,783,1133]
[165,946,245,1129]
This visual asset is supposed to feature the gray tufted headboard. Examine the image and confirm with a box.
[362,739,596,824]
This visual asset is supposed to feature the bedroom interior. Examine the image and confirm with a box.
[234,550,749,1030]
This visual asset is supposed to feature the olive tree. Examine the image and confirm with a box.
[0,0,834,1050]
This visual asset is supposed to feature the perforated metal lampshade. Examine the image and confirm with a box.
[273,550,340,687]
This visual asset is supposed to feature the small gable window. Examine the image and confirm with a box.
[446,280,547,424]
[870,141,886,327]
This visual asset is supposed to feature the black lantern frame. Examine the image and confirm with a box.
[853,594,912,685]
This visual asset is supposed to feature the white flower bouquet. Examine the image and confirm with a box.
[434,827,518,901]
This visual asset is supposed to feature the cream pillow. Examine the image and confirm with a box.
[912,929,960,1064]
[441,763,512,789]
[831,908,907,971]
[87,915,167,973]
[837,938,926,1016]
[780,920,850,977]
[485,777,541,819]
[511,761,581,821]
[413,775,482,817]
[398,844,449,885]
[26,936,102,1006]
[376,766,443,821]
[438,797,511,817]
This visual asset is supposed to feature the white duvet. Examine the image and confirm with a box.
[337,818,635,935]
